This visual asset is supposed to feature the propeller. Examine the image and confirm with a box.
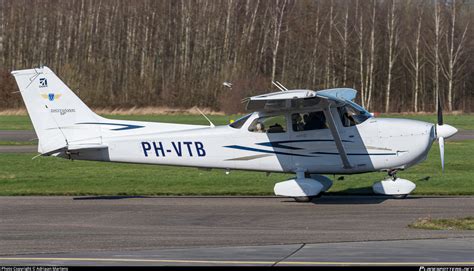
[439,136,444,172]
[437,92,444,172]
[435,90,457,172]
[437,95,443,126]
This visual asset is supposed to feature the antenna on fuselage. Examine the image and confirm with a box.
[272,81,288,92]
[195,107,215,128]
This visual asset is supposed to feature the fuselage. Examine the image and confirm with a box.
[70,109,436,175]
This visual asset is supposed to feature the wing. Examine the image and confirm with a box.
[316,88,356,101]
[244,88,356,112]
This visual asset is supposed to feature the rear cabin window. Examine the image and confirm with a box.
[248,115,287,133]
[291,111,328,132]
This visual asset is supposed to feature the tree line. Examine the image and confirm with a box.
[0,0,472,113]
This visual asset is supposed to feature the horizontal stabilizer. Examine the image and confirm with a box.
[67,144,108,151]
[41,144,108,156]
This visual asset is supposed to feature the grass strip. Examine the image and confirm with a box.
[409,217,474,230]
[0,140,472,196]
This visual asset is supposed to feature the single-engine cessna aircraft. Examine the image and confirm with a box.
[12,66,458,201]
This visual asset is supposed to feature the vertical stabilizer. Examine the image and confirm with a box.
[11,66,102,154]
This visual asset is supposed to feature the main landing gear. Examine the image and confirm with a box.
[372,170,416,199]
[273,172,333,202]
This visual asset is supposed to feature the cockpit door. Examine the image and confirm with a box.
[289,109,337,171]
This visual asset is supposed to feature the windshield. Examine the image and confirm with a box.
[338,102,372,127]
[347,100,371,116]
[229,114,251,129]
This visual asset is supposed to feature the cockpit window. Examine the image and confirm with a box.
[229,114,251,129]
[291,111,328,132]
[337,102,372,127]
[248,115,287,133]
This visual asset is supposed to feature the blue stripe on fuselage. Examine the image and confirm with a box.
[311,151,397,156]
[76,122,145,131]
[256,139,353,150]
[225,144,397,157]
[224,145,315,157]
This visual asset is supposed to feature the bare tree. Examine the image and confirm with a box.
[384,0,400,112]
[0,0,4,67]
[310,2,326,86]
[441,0,469,111]
[324,0,335,88]
[405,3,425,112]
[355,0,366,107]
[432,0,444,111]
[0,0,473,112]
[270,0,288,83]
[335,2,350,86]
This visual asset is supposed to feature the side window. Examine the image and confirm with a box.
[291,111,328,132]
[248,115,287,133]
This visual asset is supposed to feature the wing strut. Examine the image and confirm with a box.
[323,106,352,169]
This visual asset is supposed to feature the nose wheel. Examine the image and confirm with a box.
[372,170,416,198]
[386,171,409,198]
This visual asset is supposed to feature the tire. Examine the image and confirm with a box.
[294,196,315,202]
[392,194,408,199]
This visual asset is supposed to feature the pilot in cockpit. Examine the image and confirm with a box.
[292,114,305,131]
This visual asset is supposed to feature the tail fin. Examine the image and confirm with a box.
[11,66,102,154]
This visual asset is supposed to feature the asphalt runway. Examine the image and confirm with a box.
[0,196,473,266]
[1,130,473,265]
[0,130,37,142]
[0,145,37,153]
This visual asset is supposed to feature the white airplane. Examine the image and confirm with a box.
[11,66,458,201]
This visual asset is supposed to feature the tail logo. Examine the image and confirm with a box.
[39,78,48,88]
[40,93,62,101]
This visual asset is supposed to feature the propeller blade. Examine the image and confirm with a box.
[437,91,443,125]
[439,136,445,173]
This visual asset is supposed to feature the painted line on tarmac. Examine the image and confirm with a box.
[0,257,473,266]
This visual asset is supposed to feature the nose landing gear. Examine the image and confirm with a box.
[372,170,416,198]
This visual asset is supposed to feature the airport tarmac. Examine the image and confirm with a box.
[0,130,37,142]
[1,129,473,265]
[0,196,473,266]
